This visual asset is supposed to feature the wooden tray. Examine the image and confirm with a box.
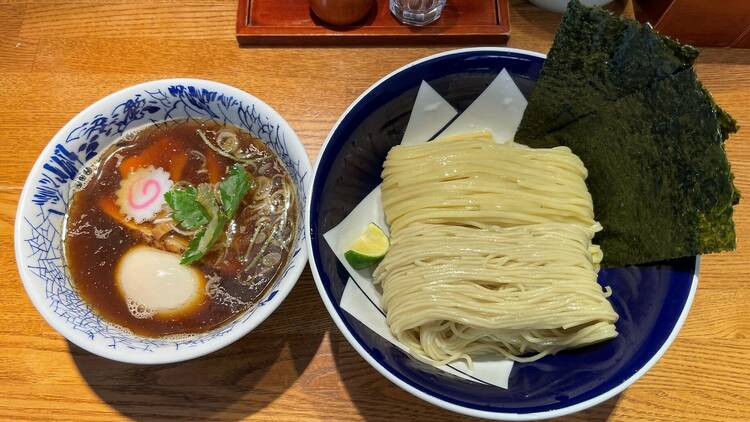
[633,0,750,47]
[236,0,510,45]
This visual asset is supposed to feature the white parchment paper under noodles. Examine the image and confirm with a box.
[324,70,528,389]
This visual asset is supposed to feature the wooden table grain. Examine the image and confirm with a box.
[1,1,748,421]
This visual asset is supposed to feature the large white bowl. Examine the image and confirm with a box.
[15,79,311,364]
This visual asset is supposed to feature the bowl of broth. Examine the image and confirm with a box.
[15,79,311,364]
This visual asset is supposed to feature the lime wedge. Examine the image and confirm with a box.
[344,223,390,270]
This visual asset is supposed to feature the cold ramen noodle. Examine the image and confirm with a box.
[64,120,297,337]
[373,131,619,363]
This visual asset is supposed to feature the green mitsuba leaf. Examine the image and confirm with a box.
[167,166,253,266]
[219,163,252,219]
[164,186,210,230]
[180,214,227,265]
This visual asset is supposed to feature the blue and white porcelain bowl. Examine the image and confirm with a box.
[306,48,699,420]
[15,79,311,364]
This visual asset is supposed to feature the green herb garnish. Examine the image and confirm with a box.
[164,186,210,230]
[219,163,252,217]
[164,165,253,265]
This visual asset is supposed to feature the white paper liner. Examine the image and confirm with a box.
[438,69,527,143]
[324,71,527,388]
[401,81,458,146]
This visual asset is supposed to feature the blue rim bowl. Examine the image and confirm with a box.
[305,47,698,420]
[15,79,311,364]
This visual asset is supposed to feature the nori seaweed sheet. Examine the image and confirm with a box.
[515,0,698,142]
[516,0,739,267]
[531,69,738,267]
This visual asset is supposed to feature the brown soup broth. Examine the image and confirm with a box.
[64,119,297,337]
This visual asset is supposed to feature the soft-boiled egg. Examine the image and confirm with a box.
[115,245,205,318]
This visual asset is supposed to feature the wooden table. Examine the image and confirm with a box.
[1,1,748,421]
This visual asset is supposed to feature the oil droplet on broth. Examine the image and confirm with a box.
[115,245,205,319]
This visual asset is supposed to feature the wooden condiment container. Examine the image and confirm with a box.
[309,0,375,25]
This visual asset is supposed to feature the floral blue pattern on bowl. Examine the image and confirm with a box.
[16,79,311,364]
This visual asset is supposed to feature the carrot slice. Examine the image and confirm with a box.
[169,153,188,180]
[205,148,223,184]
[119,136,176,176]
